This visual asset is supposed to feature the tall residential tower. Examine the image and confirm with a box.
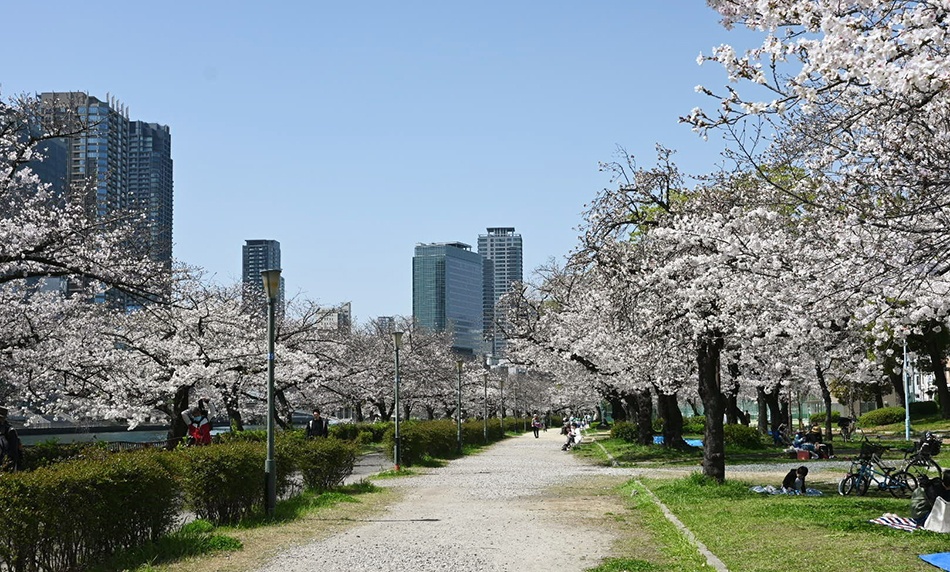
[477,227,523,356]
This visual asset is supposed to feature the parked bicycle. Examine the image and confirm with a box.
[901,431,943,480]
[838,438,918,497]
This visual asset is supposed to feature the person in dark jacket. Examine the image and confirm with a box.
[782,466,808,493]
[306,408,329,438]
[0,406,22,471]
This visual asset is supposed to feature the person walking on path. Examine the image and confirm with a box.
[306,408,329,439]
[531,413,543,438]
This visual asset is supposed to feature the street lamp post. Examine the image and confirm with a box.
[483,372,488,443]
[260,268,281,517]
[393,331,403,471]
[500,375,505,434]
[456,359,463,454]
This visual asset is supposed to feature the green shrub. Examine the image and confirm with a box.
[683,416,705,434]
[296,438,359,491]
[0,449,180,572]
[858,406,906,427]
[808,410,841,425]
[909,401,939,416]
[177,441,271,525]
[611,421,639,443]
[214,429,266,443]
[723,424,764,449]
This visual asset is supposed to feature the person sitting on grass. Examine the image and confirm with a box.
[782,466,808,494]
[911,472,950,526]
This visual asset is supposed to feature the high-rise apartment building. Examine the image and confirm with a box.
[129,121,174,268]
[32,92,173,305]
[242,239,284,309]
[412,242,485,355]
[477,227,523,356]
[37,92,173,268]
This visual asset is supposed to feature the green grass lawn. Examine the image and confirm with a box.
[581,424,950,572]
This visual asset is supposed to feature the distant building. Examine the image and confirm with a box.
[477,227,523,356]
[34,92,173,304]
[376,316,396,333]
[128,121,174,269]
[242,239,284,310]
[317,302,352,333]
[412,242,485,355]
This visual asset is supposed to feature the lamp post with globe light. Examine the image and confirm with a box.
[260,268,281,517]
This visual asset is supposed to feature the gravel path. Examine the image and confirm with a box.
[255,429,624,571]
[253,432,856,571]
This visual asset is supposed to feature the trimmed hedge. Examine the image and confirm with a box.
[910,401,939,416]
[683,416,705,434]
[294,437,360,491]
[859,406,906,427]
[0,450,180,572]
[808,411,841,425]
[381,418,514,467]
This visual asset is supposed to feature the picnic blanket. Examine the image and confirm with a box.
[920,552,950,571]
[869,513,920,532]
[652,436,703,447]
[749,485,823,496]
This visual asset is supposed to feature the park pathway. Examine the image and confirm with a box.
[255,428,623,571]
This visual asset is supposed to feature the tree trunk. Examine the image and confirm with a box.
[657,391,686,449]
[354,403,364,423]
[925,334,950,419]
[165,385,191,448]
[633,388,654,446]
[888,369,906,407]
[873,384,885,409]
[697,334,726,483]
[686,398,701,417]
[756,386,768,435]
[815,363,833,441]
[725,363,742,425]
[764,385,783,435]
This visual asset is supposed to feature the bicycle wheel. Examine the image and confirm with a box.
[888,471,918,497]
[838,474,858,496]
[907,457,943,480]
[855,472,871,496]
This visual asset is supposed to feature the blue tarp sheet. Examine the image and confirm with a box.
[653,436,703,447]
[920,553,950,571]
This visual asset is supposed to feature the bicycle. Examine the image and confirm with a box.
[900,431,943,480]
[838,439,918,497]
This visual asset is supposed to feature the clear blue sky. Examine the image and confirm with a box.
[3,1,753,323]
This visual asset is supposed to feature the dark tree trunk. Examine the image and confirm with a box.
[633,388,654,446]
[815,363,833,441]
[725,363,741,425]
[354,403,365,423]
[686,398,701,417]
[873,384,885,409]
[605,388,627,422]
[162,385,191,448]
[657,391,686,449]
[925,335,950,419]
[225,403,244,432]
[697,335,726,483]
[764,385,783,435]
[756,386,769,435]
[888,369,906,406]
[275,389,292,429]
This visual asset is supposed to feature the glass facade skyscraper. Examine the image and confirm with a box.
[129,121,174,269]
[412,242,485,355]
[242,239,284,311]
[477,227,523,356]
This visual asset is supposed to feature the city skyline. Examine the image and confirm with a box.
[2,3,757,323]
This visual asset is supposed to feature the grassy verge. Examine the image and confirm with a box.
[636,474,947,572]
[94,481,392,572]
